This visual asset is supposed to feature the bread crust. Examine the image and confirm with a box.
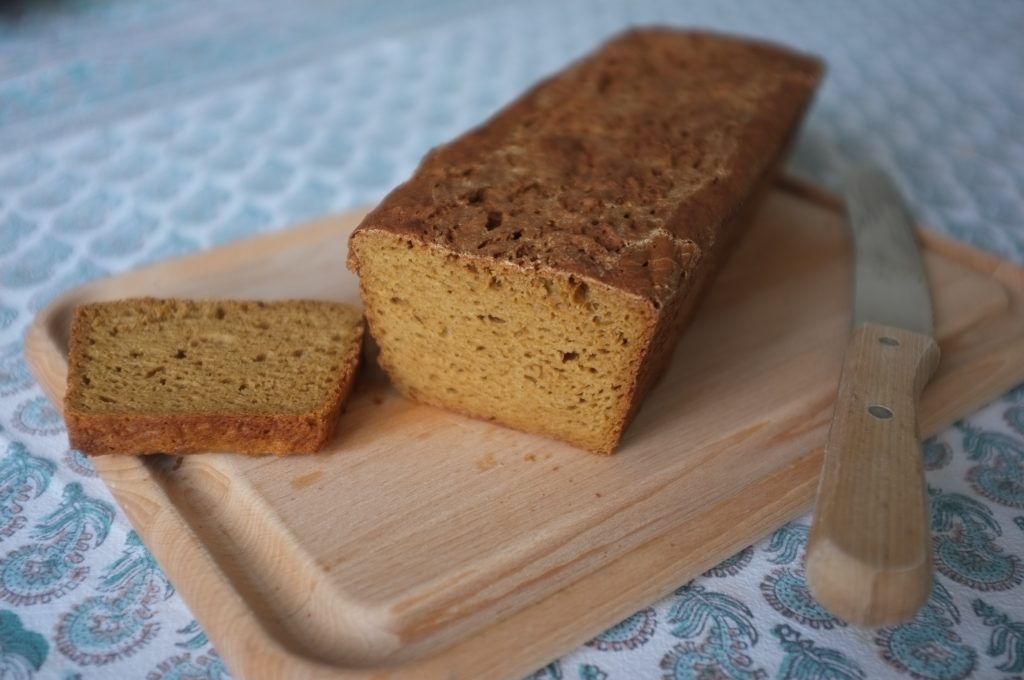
[350,28,823,303]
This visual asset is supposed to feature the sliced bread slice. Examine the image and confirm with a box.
[64,298,364,456]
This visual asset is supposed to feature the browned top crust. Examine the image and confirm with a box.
[352,28,823,305]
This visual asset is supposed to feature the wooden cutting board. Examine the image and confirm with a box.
[25,178,1024,680]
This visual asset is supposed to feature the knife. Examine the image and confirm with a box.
[806,168,940,627]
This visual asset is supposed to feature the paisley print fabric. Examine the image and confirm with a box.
[0,0,1022,677]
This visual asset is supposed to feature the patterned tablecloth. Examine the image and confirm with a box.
[1,1,1023,678]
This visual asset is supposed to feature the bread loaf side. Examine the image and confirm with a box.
[348,28,823,453]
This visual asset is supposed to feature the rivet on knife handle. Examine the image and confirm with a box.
[806,168,939,627]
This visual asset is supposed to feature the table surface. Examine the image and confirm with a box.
[1,1,1022,679]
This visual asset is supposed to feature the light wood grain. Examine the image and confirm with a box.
[24,179,1024,680]
[807,323,940,626]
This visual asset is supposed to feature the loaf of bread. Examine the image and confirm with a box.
[64,298,364,456]
[347,28,823,453]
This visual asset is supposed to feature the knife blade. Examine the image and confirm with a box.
[847,170,933,335]
[806,168,940,627]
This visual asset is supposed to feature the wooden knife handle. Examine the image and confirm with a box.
[806,322,940,627]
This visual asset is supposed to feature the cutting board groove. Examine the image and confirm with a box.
[25,178,1024,679]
